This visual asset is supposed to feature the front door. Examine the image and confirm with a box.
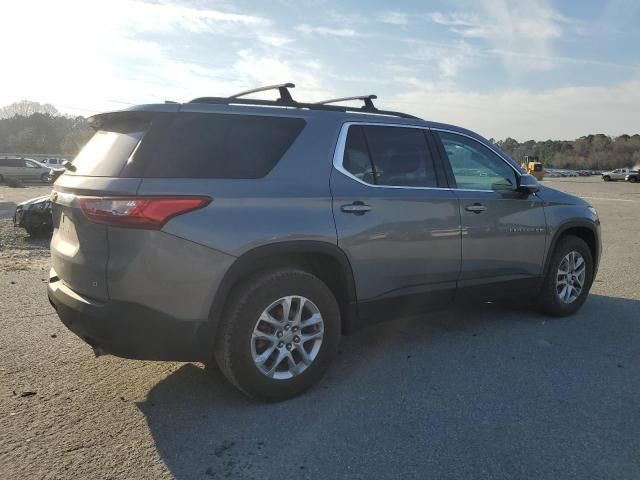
[331,123,461,319]
[432,130,547,298]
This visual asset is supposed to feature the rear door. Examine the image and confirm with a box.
[23,160,44,180]
[11,159,31,179]
[50,112,158,300]
[331,123,461,318]
[432,130,547,297]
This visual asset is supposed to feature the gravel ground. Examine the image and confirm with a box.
[0,177,639,480]
[0,184,52,272]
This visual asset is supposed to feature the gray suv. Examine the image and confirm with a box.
[48,84,601,400]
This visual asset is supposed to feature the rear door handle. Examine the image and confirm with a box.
[465,203,487,214]
[341,202,372,214]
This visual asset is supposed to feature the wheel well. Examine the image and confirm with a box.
[209,246,358,335]
[557,227,597,264]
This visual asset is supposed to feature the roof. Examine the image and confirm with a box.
[87,83,493,147]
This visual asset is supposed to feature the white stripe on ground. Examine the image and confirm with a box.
[580,196,635,202]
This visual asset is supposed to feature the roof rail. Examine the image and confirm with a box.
[187,86,420,120]
[228,83,295,104]
[316,95,378,111]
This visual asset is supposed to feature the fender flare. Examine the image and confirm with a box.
[543,219,600,277]
[206,240,358,332]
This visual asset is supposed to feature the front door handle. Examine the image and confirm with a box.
[341,202,372,215]
[465,203,487,214]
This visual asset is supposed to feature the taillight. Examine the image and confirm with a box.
[78,196,211,229]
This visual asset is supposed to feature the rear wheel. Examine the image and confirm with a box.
[629,177,637,183]
[537,235,593,316]
[213,269,340,401]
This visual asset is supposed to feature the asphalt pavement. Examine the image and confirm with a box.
[1,177,638,479]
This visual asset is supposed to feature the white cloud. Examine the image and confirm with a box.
[388,81,640,140]
[431,12,480,28]
[295,24,365,37]
[230,50,334,103]
[377,11,409,26]
[0,0,300,113]
[430,0,573,71]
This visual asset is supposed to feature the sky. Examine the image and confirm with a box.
[1,0,639,140]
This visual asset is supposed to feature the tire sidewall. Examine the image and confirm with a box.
[220,271,340,400]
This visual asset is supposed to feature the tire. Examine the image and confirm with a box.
[602,176,610,182]
[629,177,637,183]
[537,235,594,317]
[213,268,341,401]
[0,174,4,184]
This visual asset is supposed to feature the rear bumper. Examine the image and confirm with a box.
[48,276,214,361]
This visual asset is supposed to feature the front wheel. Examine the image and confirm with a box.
[537,236,594,316]
[602,176,610,182]
[213,269,340,401]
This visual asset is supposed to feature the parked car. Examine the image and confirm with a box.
[47,166,66,183]
[602,168,636,181]
[0,157,52,183]
[40,158,67,167]
[626,171,639,183]
[13,195,53,236]
[47,85,601,401]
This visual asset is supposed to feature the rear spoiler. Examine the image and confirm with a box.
[87,104,179,130]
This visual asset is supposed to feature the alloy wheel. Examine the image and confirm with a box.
[556,251,586,304]
[251,296,324,380]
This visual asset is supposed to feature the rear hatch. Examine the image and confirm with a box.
[50,109,173,301]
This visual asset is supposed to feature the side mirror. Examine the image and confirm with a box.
[518,173,540,194]
[63,160,76,172]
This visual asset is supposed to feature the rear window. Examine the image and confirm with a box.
[533,163,543,172]
[137,113,306,179]
[71,118,149,176]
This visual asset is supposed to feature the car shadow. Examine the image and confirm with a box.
[138,294,640,479]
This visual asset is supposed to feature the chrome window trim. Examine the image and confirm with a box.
[332,121,454,192]
[332,122,519,193]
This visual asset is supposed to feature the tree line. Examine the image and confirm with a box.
[0,101,93,155]
[491,134,640,170]
[1,100,639,170]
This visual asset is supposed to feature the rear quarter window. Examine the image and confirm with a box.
[70,118,149,177]
[136,113,306,179]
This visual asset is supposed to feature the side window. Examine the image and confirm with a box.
[343,125,376,184]
[436,132,517,191]
[25,161,38,168]
[341,124,438,188]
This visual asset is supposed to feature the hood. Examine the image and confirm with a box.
[536,185,590,208]
[17,195,51,208]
